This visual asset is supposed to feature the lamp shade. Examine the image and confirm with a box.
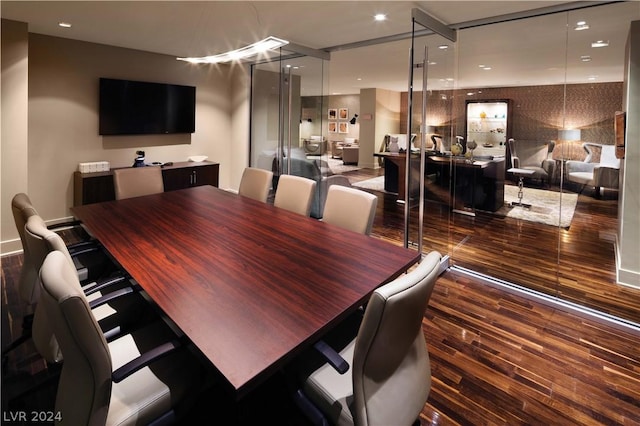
[558,129,581,140]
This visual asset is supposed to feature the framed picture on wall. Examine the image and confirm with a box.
[328,121,337,133]
[338,122,349,134]
[339,108,348,120]
[328,109,337,120]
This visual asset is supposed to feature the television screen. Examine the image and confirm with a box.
[99,78,196,135]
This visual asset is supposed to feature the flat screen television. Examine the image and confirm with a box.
[99,78,196,135]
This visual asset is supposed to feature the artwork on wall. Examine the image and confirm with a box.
[338,122,349,134]
[328,109,337,120]
[328,121,337,133]
[339,108,348,120]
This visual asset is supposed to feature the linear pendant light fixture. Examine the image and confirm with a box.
[178,36,289,64]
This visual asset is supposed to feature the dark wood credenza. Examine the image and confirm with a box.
[73,161,219,206]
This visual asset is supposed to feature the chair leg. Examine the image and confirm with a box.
[293,389,330,426]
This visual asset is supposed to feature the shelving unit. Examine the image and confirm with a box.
[465,100,512,157]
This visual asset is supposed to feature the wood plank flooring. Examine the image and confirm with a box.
[2,172,639,425]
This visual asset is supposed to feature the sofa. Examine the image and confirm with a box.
[303,135,327,155]
[566,142,619,194]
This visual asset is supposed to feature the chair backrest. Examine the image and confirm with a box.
[238,167,274,203]
[274,174,317,216]
[113,166,164,200]
[38,250,113,426]
[322,186,377,235]
[24,214,78,363]
[600,144,620,168]
[507,138,519,167]
[430,135,443,152]
[11,193,40,304]
[352,250,441,426]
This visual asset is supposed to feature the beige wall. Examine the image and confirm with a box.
[618,20,640,288]
[1,25,246,254]
[1,20,29,253]
[359,88,401,169]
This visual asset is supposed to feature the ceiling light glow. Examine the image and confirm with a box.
[374,14,387,21]
[591,40,609,48]
[58,22,72,28]
[438,45,448,50]
[581,55,592,62]
[177,36,289,64]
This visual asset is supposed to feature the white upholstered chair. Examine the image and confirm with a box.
[322,186,377,236]
[274,174,317,216]
[38,250,206,426]
[507,138,556,185]
[3,193,108,361]
[294,250,442,426]
[24,214,139,364]
[113,166,164,200]
[566,142,620,194]
[238,167,274,203]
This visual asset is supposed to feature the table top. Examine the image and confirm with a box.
[71,186,420,398]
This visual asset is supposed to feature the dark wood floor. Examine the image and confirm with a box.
[348,165,639,326]
[2,170,639,425]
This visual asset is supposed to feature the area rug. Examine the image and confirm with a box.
[354,177,578,228]
[499,185,578,229]
[307,156,361,174]
[353,176,386,192]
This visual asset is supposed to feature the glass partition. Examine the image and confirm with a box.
[405,3,639,325]
[250,47,330,215]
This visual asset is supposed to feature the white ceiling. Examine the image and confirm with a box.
[2,1,639,94]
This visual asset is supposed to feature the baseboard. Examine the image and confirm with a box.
[614,233,640,289]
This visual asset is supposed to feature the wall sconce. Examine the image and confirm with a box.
[349,114,358,125]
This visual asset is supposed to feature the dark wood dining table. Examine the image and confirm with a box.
[71,185,420,398]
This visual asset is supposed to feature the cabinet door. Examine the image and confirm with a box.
[162,164,219,191]
[162,168,196,191]
[193,164,219,188]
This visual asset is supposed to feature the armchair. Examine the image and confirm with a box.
[566,143,620,194]
[38,251,206,426]
[507,138,556,186]
[294,251,442,426]
[304,135,328,155]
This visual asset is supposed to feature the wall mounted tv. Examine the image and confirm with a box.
[99,78,196,136]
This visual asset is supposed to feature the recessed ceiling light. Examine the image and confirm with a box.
[591,40,609,48]
[428,61,437,65]
[581,55,592,62]
[438,45,448,50]
[482,67,492,71]
[574,21,590,31]
[58,22,72,28]
[374,14,387,21]
[467,92,475,96]
[588,75,598,81]
[478,64,485,68]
